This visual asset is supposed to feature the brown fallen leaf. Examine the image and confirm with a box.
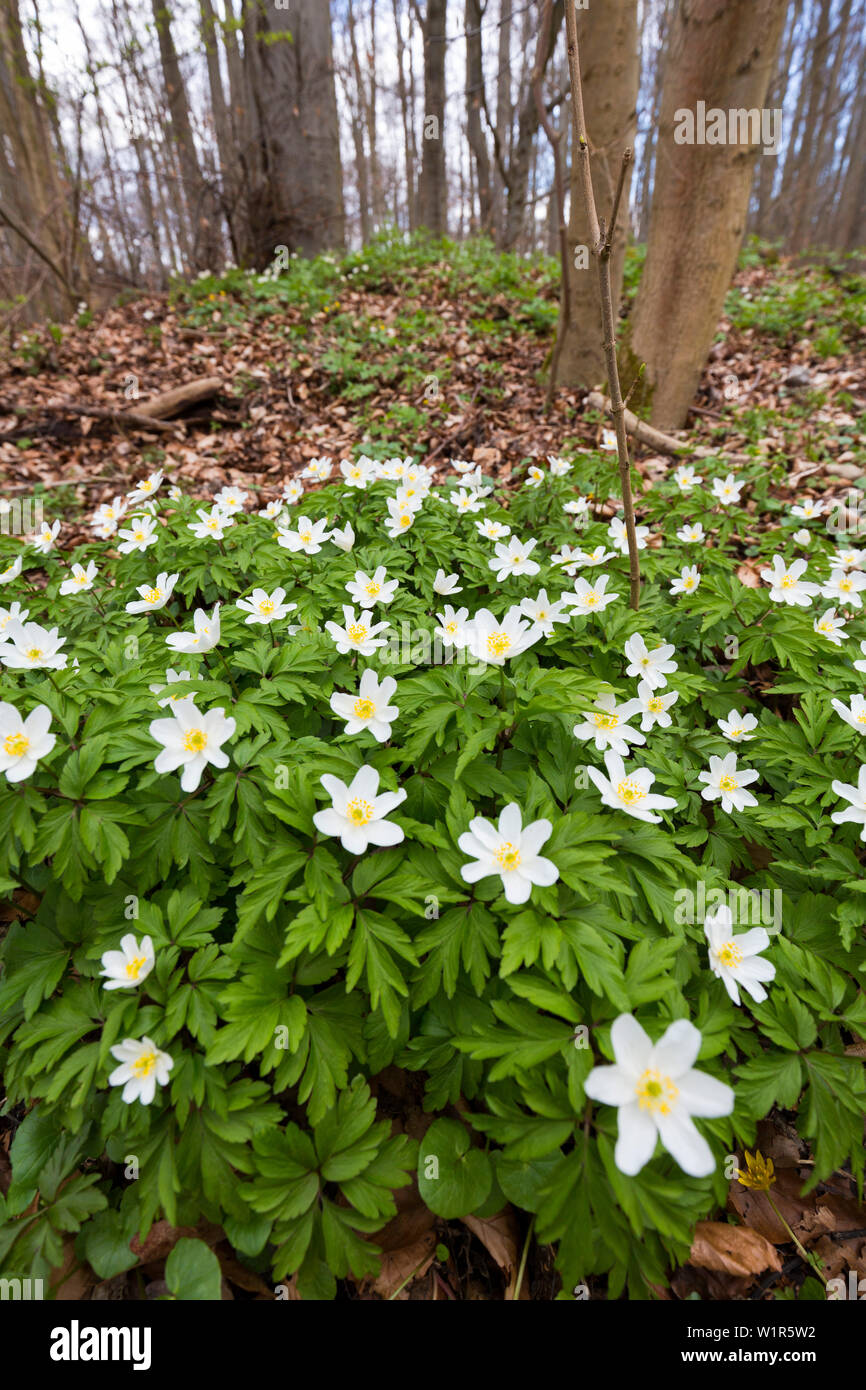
[690,1220,782,1276]
[736,560,764,588]
[462,1206,526,1299]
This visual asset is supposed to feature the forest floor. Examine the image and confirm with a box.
[1,235,866,1301]
[1,234,865,534]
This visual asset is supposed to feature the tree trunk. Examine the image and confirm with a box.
[242,0,345,263]
[628,0,788,428]
[417,0,448,234]
[392,0,417,229]
[151,0,223,271]
[788,0,832,252]
[347,0,373,244]
[493,0,512,241]
[465,0,493,233]
[502,0,564,250]
[554,0,637,390]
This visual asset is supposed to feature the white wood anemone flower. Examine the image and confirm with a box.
[674,465,703,491]
[0,556,22,584]
[100,933,156,991]
[677,523,704,543]
[149,669,203,707]
[855,640,866,674]
[670,565,701,596]
[759,555,820,606]
[587,750,678,823]
[832,693,866,734]
[0,602,28,636]
[704,906,775,1007]
[488,536,540,581]
[434,605,470,649]
[607,517,650,554]
[127,469,164,504]
[188,506,234,540]
[623,634,678,690]
[59,561,98,595]
[563,574,620,614]
[149,703,236,792]
[519,589,571,634]
[821,567,866,608]
[433,569,463,595]
[711,473,743,506]
[0,702,55,782]
[830,766,866,840]
[236,587,297,625]
[636,682,678,731]
[463,607,542,666]
[276,515,330,553]
[458,802,558,905]
[717,709,758,741]
[813,607,847,645]
[698,752,759,813]
[346,566,399,609]
[108,1036,173,1106]
[330,521,355,551]
[313,765,407,853]
[584,1014,734,1178]
[325,605,391,656]
[126,571,179,614]
[573,694,645,756]
[330,669,399,742]
[117,515,159,554]
[0,619,68,670]
[165,603,221,654]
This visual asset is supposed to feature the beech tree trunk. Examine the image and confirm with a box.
[465,0,493,233]
[628,0,788,429]
[242,0,345,264]
[416,0,448,234]
[553,0,638,390]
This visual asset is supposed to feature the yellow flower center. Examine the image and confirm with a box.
[300,531,312,544]
[183,729,208,752]
[840,578,852,591]
[445,622,457,635]
[857,712,866,725]
[353,697,376,720]
[26,647,43,661]
[365,582,381,597]
[347,622,368,643]
[583,591,600,607]
[818,621,834,633]
[132,1050,157,1077]
[636,1068,678,1115]
[487,632,511,657]
[347,797,374,825]
[716,941,743,969]
[76,573,88,585]
[594,712,619,729]
[780,575,795,589]
[683,578,695,589]
[399,514,411,528]
[4,732,29,757]
[259,599,275,614]
[125,955,148,980]
[617,778,646,805]
[494,841,521,871]
[648,698,664,713]
[718,774,739,792]
[145,587,162,604]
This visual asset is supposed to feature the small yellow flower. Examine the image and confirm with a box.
[736,1149,775,1191]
